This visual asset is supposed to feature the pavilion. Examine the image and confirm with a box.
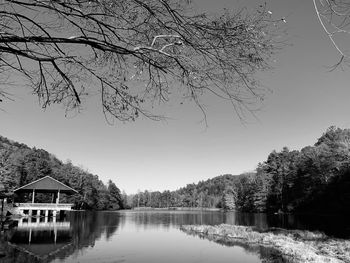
[14,176,78,217]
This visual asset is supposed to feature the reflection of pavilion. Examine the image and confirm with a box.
[9,217,73,262]
[16,217,71,243]
[17,217,71,230]
[14,176,78,217]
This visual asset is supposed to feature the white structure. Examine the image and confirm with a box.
[14,176,78,217]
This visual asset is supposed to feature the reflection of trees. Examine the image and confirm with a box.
[128,210,350,238]
[225,212,350,238]
[225,212,268,228]
[226,211,350,238]
[0,211,124,263]
[64,211,124,254]
[218,211,350,239]
[1,210,349,263]
[265,213,350,238]
[125,211,303,232]
[127,211,227,229]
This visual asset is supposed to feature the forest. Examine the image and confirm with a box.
[0,136,125,210]
[128,174,246,210]
[1,126,350,214]
[130,126,350,215]
[234,126,350,214]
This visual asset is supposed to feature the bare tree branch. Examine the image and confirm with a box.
[313,0,350,68]
[0,0,285,122]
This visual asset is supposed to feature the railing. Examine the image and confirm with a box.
[15,203,74,210]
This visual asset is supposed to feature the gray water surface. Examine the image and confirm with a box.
[3,210,350,263]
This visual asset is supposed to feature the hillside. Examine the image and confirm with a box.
[0,135,124,210]
[131,126,350,215]
[129,173,254,209]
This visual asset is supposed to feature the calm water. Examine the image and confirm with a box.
[1,210,350,263]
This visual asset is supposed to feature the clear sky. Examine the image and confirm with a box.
[1,0,350,194]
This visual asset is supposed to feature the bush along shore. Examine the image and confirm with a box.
[180,224,350,263]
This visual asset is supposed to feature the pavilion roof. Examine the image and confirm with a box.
[14,176,78,194]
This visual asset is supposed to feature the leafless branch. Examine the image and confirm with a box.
[313,0,350,68]
[0,0,285,122]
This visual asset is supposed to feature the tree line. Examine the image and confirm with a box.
[3,125,349,214]
[0,136,126,210]
[128,174,244,209]
[130,126,350,215]
[234,126,350,214]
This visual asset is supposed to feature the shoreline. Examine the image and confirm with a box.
[180,224,350,263]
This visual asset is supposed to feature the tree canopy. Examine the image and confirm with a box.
[128,173,244,209]
[0,0,283,122]
[232,126,350,214]
[0,135,124,210]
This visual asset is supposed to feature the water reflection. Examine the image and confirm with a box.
[121,210,272,229]
[230,212,350,238]
[11,217,71,256]
[182,229,285,263]
[0,212,125,263]
[120,210,350,238]
[122,210,227,228]
[265,213,350,238]
[0,211,349,263]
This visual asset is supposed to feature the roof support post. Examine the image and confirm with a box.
[1,198,4,216]
[32,189,35,204]
[56,190,60,204]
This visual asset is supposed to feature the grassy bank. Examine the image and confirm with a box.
[180,224,350,263]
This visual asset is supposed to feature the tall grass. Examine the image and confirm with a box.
[180,224,350,263]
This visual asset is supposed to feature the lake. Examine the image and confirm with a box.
[1,210,350,263]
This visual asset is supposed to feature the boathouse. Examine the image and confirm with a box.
[14,176,78,217]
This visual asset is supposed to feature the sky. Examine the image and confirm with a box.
[1,0,350,194]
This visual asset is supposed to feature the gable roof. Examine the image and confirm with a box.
[14,176,78,194]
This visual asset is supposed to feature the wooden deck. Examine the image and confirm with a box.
[15,203,74,217]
